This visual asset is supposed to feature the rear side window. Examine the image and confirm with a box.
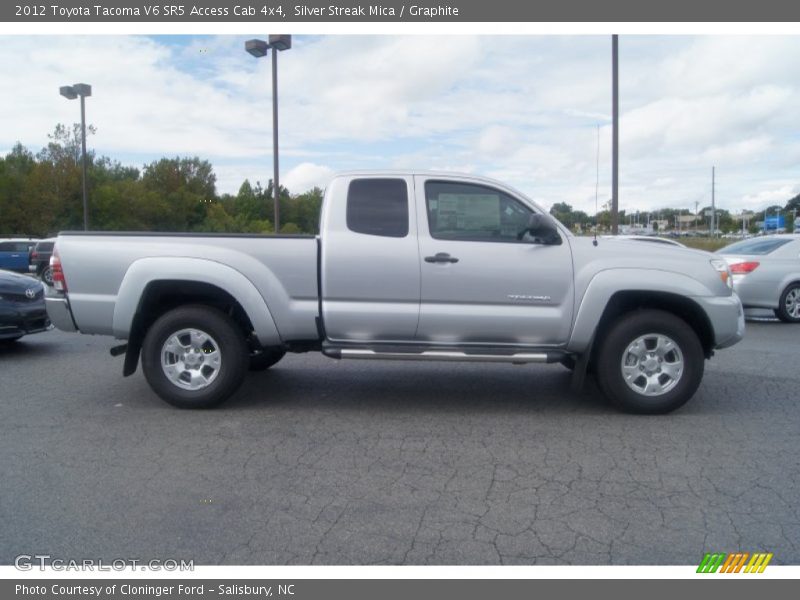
[718,238,792,255]
[346,179,409,238]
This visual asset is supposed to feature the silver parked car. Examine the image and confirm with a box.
[601,235,687,248]
[717,234,800,322]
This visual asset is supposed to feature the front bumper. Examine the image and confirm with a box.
[696,293,745,350]
[0,302,51,339]
[44,293,77,332]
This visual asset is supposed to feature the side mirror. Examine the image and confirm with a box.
[522,213,562,245]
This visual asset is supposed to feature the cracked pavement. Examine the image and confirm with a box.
[1,320,798,565]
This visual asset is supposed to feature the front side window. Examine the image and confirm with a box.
[425,181,534,243]
[346,178,409,238]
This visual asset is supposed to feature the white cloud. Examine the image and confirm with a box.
[1,34,799,214]
[741,185,800,209]
[283,162,335,193]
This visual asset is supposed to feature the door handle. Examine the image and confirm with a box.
[425,252,459,264]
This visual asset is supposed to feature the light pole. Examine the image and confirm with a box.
[611,34,619,235]
[246,35,292,233]
[59,83,92,231]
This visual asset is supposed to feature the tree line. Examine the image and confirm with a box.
[551,195,800,235]
[2,124,798,238]
[0,124,323,238]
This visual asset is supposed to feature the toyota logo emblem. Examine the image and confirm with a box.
[25,288,36,299]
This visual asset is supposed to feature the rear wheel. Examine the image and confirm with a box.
[141,305,249,409]
[774,283,800,323]
[595,309,704,414]
[41,266,54,286]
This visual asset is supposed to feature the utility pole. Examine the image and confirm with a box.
[694,201,699,233]
[611,34,619,235]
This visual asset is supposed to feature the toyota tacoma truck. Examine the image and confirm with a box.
[45,171,744,413]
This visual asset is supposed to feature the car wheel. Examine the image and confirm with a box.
[775,283,800,323]
[250,347,286,371]
[41,266,54,286]
[141,305,249,409]
[595,309,704,414]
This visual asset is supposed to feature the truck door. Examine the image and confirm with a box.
[414,176,574,346]
[321,175,421,342]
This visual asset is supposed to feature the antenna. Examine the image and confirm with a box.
[593,124,600,246]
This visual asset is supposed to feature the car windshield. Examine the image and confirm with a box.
[717,238,793,255]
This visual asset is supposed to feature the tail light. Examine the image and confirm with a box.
[31,250,38,259]
[730,261,760,275]
[50,247,67,292]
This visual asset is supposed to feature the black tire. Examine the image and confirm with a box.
[595,309,704,414]
[250,347,286,371]
[141,305,249,409]
[774,283,800,323]
[41,266,54,286]
[0,335,23,344]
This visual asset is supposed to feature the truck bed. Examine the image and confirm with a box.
[56,232,320,342]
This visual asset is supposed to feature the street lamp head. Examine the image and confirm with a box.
[245,39,269,58]
[72,83,92,97]
[59,85,77,100]
[268,35,292,51]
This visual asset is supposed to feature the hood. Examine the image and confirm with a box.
[572,236,712,259]
[0,270,44,295]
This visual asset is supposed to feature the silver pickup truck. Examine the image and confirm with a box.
[46,171,744,413]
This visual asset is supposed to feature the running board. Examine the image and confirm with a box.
[324,347,561,364]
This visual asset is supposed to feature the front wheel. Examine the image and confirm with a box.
[141,305,249,409]
[775,283,800,323]
[595,310,704,414]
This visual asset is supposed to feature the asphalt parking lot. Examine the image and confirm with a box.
[1,318,798,566]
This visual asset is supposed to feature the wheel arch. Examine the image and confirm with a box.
[593,291,714,358]
[113,258,282,376]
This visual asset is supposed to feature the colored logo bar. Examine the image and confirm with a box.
[697,552,773,573]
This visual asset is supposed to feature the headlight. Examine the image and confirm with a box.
[710,259,733,289]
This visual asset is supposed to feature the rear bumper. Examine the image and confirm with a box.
[45,294,77,332]
[696,293,745,350]
[732,276,779,309]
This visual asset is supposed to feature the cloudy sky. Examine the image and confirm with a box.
[1,34,799,214]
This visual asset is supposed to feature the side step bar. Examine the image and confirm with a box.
[324,347,563,364]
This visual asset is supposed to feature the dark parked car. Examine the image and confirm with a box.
[0,269,50,342]
[0,238,37,273]
[28,238,56,286]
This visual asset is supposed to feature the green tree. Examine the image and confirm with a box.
[140,157,216,231]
